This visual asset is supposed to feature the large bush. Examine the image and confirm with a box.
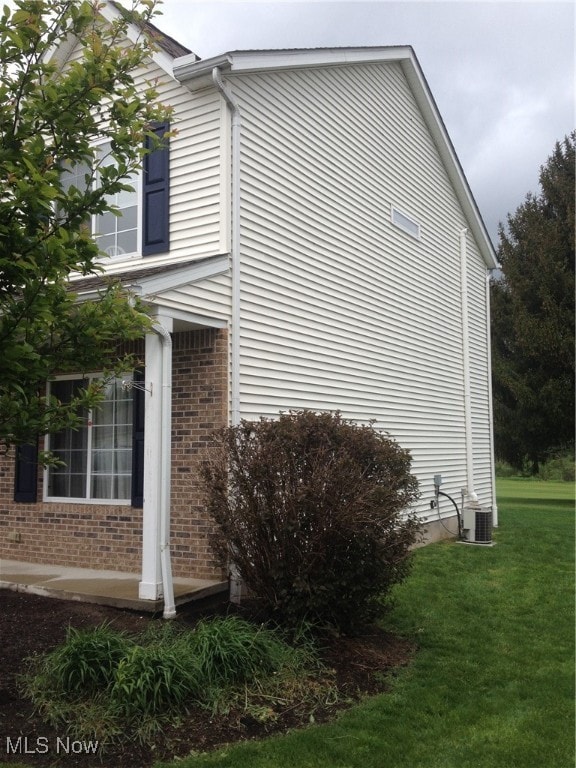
[202,410,420,632]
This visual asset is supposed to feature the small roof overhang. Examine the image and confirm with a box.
[70,253,230,332]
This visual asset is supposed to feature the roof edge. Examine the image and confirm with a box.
[173,46,413,84]
[174,45,496,267]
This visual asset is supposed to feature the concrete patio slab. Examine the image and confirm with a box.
[0,558,228,613]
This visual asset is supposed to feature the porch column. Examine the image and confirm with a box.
[139,327,164,599]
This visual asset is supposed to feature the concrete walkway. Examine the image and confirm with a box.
[0,558,228,613]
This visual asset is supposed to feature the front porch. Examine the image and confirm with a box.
[0,558,227,613]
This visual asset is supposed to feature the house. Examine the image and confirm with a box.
[0,3,499,614]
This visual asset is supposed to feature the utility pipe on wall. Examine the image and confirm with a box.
[212,66,241,426]
[154,320,176,619]
[460,228,477,501]
[485,270,498,526]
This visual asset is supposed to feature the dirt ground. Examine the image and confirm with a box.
[0,589,415,767]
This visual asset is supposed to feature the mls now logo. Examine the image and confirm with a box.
[5,736,99,755]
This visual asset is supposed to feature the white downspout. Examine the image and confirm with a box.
[211,68,243,603]
[485,270,498,526]
[460,228,477,502]
[155,320,176,619]
[212,66,241,427]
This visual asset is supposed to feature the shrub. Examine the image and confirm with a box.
[38,623,134,696]
[202,410,420,633]
[495,459,516,478]
[538,453,575,482]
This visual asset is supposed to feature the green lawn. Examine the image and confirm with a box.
[159,479,575,768]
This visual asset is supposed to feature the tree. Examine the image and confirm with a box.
[0,0,170,452]
[491,132,575,472]
[202,411,420,633]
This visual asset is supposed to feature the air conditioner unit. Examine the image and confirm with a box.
[461,498,493,545]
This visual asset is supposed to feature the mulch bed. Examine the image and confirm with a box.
[0,590,415,767]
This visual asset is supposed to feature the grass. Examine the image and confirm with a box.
[158,478,575,768]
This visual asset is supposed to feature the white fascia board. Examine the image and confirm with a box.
[135,254,230,297]
[400,57,498,268]
[74,254,230,303]
[173,53,233,85]
[147,305,228,330]
[97,2,181,79]
[44,2,180,78]
[227,47,414,73]
[174,47,412,85]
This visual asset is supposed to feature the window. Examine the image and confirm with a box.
[45,375,134,503]
[59,121,170,261]
[391,205,421,240]
[94,142,139,259]
[60,145,138,261]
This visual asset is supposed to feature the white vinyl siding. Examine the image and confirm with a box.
[158,273,232,323]
[63,42,228,267]
[231,61,493,516]
[141,63,227,261]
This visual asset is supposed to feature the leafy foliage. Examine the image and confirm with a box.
[0,0,170,450]
[111,643,197,716]
[31,622,134,696]
[20,614,328,745]
[184,615,296,689]
[491,132,575,472]
[202,410,421,633]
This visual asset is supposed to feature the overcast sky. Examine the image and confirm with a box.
[150,0,575,250]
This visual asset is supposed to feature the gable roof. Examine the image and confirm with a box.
[108,1,194,58]
[173,46,498,269]
[46,1,199,73]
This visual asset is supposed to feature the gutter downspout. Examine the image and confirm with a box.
[485,270,498,526]
[154,320,176,619]
[212,66,241,427]
[460,228,477,502]
[212,68,243,603]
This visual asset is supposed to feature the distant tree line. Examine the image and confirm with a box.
[491,132,575,474]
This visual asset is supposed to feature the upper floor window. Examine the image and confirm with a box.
[94,142,139,259]
[59,122,170,263]
[60,144,139,262]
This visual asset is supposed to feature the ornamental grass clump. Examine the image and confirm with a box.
[110,643,199,717]
[20,614,327,745]
[202,410,421,633]
[187,615,294,688]
[36,623,134,696]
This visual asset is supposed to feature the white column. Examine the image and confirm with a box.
[139,329,163,600]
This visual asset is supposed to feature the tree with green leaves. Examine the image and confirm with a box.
[0,0,170,452]
[491,132,575,473]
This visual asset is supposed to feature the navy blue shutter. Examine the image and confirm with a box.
[142,122,170,256]
[131,370,145,508]
[14,442,38,503]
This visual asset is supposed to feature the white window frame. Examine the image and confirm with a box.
[391,205,421,240]
[60,142,142,265]
[43,373,133,506]
[92,140,142,264]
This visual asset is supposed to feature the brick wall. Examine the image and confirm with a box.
[170,328,228,580]
[0,328,228,580]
